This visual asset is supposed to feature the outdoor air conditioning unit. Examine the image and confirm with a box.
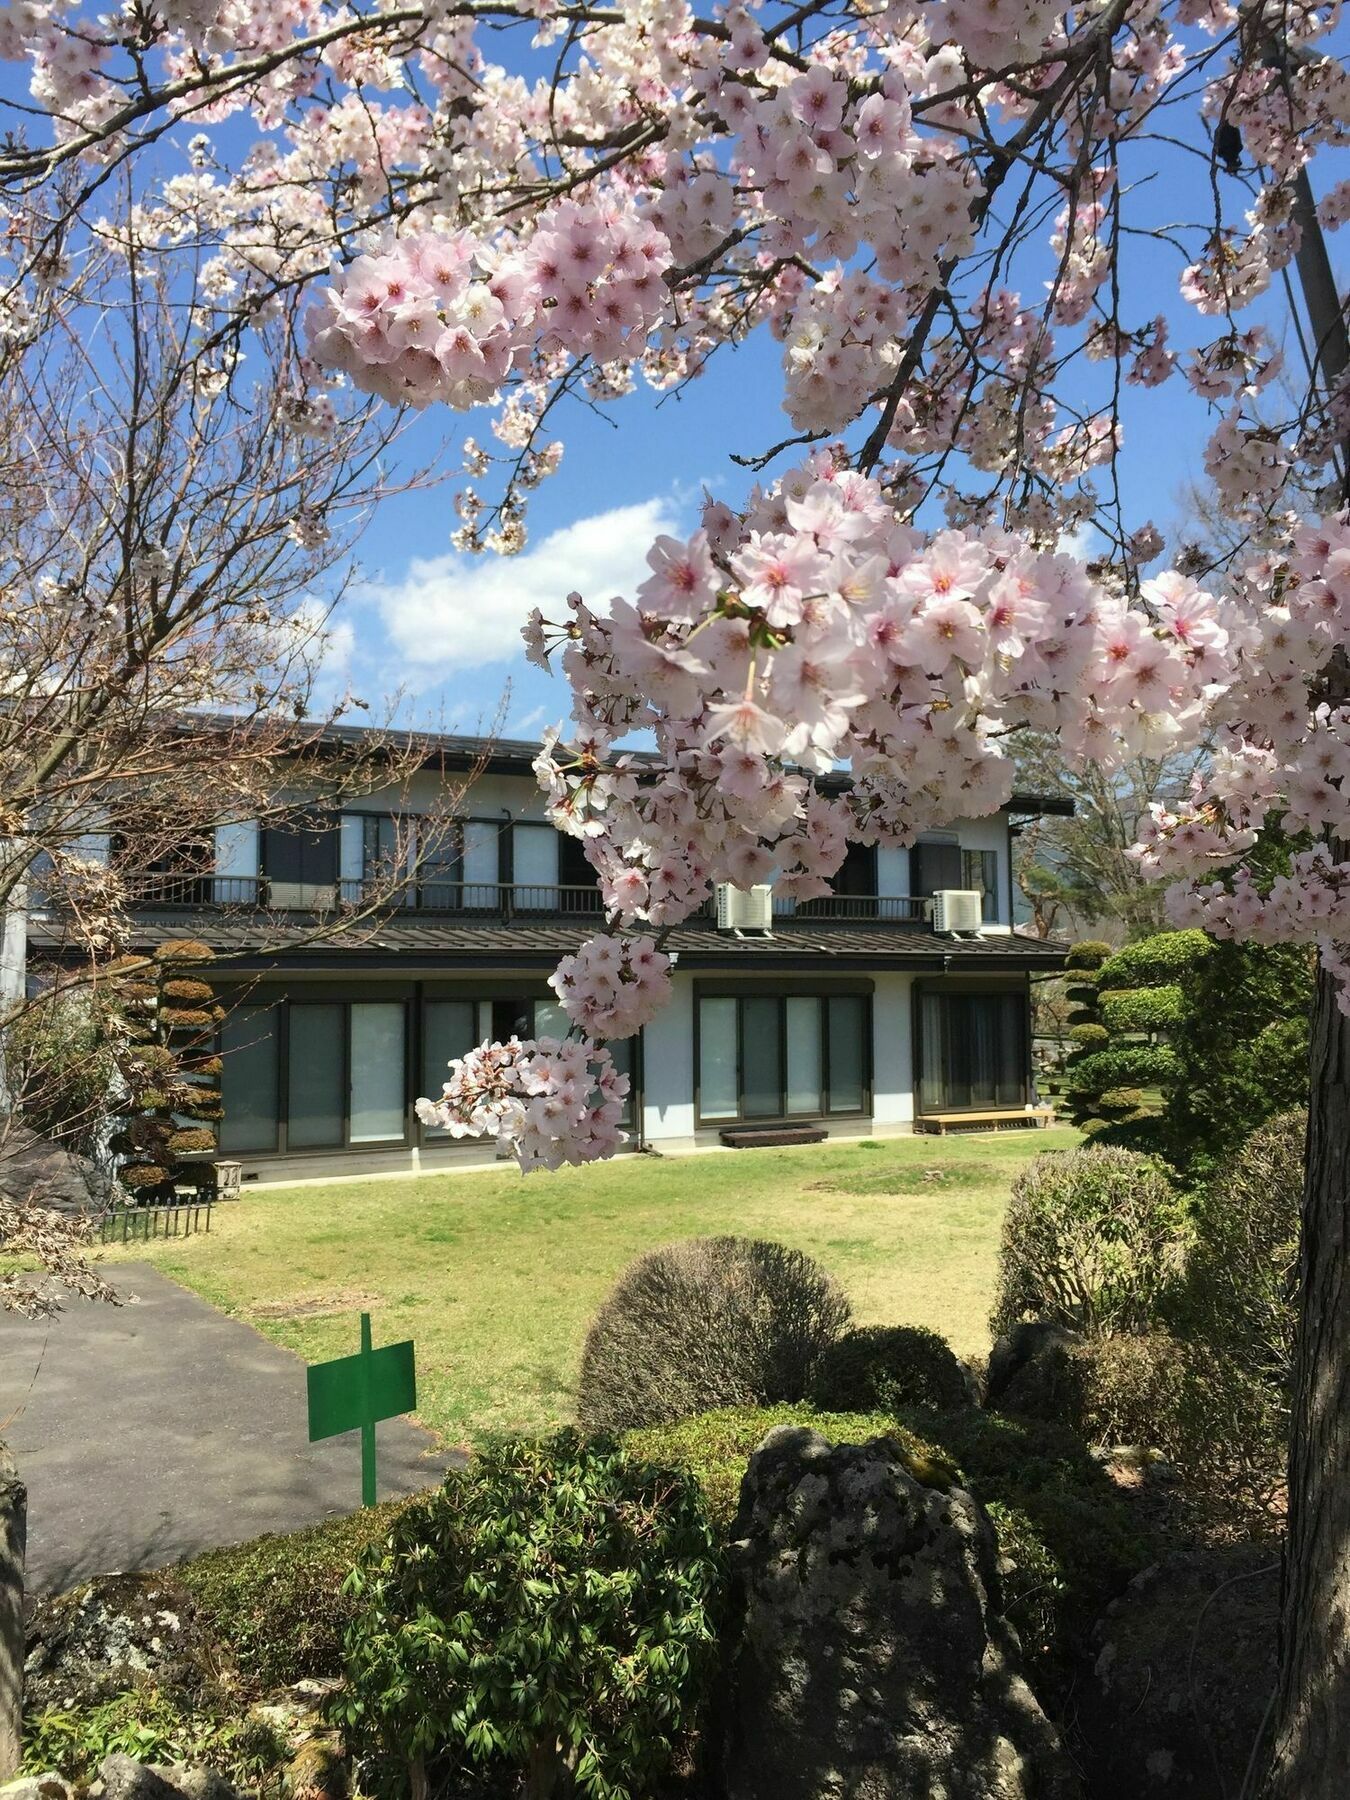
[715,883,774,932]
[931,888,984,934]
[268,880,336,913]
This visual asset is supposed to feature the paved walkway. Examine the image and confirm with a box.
[0,1265,459,1594]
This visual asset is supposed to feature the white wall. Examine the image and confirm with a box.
[953,814,1012,926]
[641,970,695,1143]
[871,971,915,1129]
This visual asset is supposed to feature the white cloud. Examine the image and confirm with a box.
[359,496,683,673]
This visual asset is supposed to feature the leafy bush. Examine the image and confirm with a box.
[1176,1108,1302,1384]
[916,1406,1149,1674]
[8,992,122,1159]
[628,1404,1147,1684]
[809,1324,973,1414]
[178,1500,412,1692]
[23,1688,288,1787]
[334,1432,724,1800]
[1002,1331,1287,1518]
[991,1147,1186,1339]
[577,1235,851,1434]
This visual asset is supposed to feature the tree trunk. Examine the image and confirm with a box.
[0,1445,24,1783]
[525,1738,569,1800]
[1265,951,1350,1798]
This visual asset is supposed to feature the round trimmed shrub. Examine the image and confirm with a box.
[161,978,215,1004]
[577,1235,851,1434]
[334,1432,724,1800]
[158,1006,220,1031]
[809,1324,973,1414]
[1095,1086,1147,1119]
[1095,928,1212,988]
[168,1127,216,1156]
[1066,940,1112,971]
[155,940,215,962]
[1067,1044,1181,1091]
[991,1147,1187,1339]
[1068,1021,1109,1048]
[120,1162,170,1191]
[1098,984,1185,1034]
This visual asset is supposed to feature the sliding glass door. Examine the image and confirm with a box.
[917,987,1028,1113]
[697,990,871,1124]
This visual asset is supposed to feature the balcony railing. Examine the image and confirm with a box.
[132,874,267,907]
[337,879,607,920]
[129,875,933,928]
[773,894,930,923]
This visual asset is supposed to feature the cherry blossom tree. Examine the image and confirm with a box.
[2,0,1349,1787]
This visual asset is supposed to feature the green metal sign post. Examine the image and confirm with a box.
[306,1313,417,1507]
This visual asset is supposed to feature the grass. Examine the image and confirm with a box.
[104,1128,1078,1446]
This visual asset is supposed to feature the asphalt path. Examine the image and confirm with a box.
[0,1263,459,1594]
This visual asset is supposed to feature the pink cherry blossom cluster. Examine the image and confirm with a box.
[5,0,1345,541]
[305,203,671,409]
[548,934,672,1039]
[526,456,1233,932]
[414,1035,629,1172]
[1128,513,1350,1008]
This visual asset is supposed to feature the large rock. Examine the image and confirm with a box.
[1074,1544,1279,1798]
[0,1127,115,1216]
[716,1425,1081,1800]
[25,1574,211,1712]
[94,1758,238,1800]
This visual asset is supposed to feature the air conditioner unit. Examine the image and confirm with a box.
[715,883,774,932]
[931,889,984,933]
[268,880,335,913]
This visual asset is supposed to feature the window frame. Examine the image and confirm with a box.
[911,978,1032,1116]
[693,983,873,1128]
[217,980,645,1158]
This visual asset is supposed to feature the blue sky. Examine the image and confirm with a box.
[328,148,1347,744]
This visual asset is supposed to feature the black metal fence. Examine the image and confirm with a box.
[98,1202,213,1244]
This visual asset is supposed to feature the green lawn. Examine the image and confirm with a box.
[108,1129,1078,1446]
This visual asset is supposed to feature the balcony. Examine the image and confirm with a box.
[773,894,929,923]
[128,874,931,928]
[126,874,610,918]
[338,880,606,920]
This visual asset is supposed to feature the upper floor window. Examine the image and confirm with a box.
[912,840,999,923]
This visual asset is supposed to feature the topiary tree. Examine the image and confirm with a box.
[334,1432,724,1800]
[1058,941,1115,1132]
[109,942,224,1204]
[577,1236,851,1435]
[809,1324,974,1415]
[991,1146,1187,1341]
[1089,929,1311,1176]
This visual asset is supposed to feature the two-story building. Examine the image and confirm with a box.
[30,728,1070,1180]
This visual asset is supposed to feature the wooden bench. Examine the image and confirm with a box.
[914,1108,1056,1136]
[719,1125,830,1149]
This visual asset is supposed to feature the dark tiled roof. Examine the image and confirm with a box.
[182,715,1074,817]
[32,910,1068,973]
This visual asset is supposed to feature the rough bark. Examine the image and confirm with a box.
[0,1443,26,1782]
[1265,955,1350,1799]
